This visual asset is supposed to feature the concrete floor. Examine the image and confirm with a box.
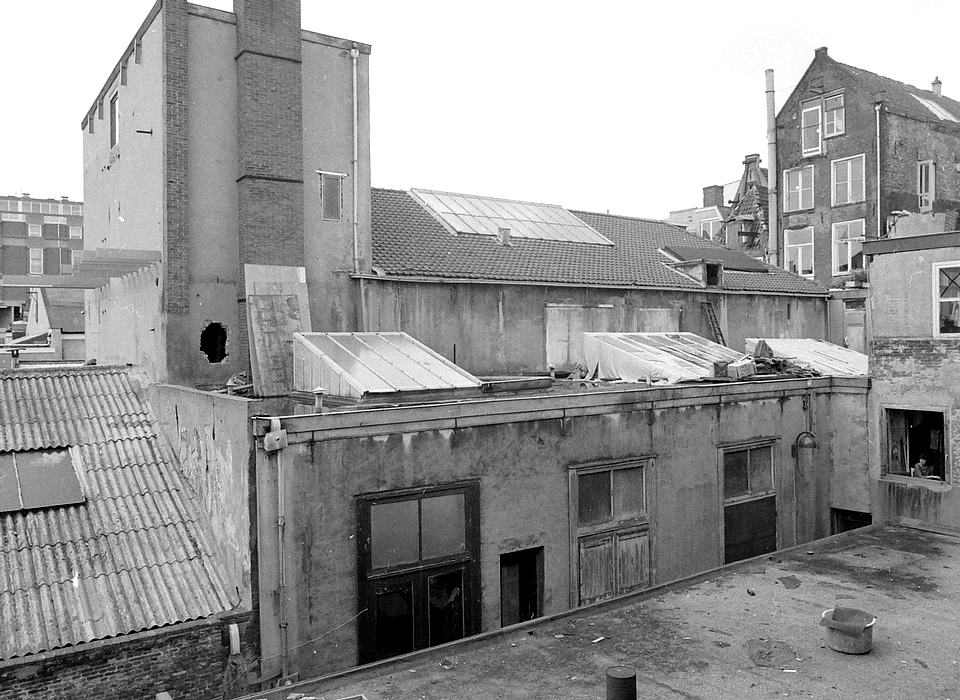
[245,524,960,700]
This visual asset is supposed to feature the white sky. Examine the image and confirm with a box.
[1,1,958,218]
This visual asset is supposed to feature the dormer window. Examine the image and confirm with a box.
[705,263,722,287]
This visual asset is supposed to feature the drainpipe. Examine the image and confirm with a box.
[875,102,882,239]
[350,45,367,331]
[765,69,779,267]
[263,419,290,681]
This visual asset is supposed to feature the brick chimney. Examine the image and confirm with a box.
[703,185,725,208]
[933,76,942,97]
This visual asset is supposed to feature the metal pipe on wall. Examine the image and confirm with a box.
[875,102,882,239]
[351,46,368,331]
[765,69,779,267]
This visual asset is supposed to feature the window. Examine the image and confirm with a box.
[832,154,865,205]
[884,408,946,481]
[27,223,41,237]
[318,171,345,221]
[722,443,776,563]
[69,226,83,239]
[832,219,865,275]
[784,227,814,277]
[801,99,822,156]
[824,93,845,137]
[699,219,723,240]
[0,449,85,513]
[109,92,119,148]
[918,160,935,212]
[935,263,960,336]
[783,166,814,211]
[28,248,43,275]
[571,460,650,605]
[71,250,83,268]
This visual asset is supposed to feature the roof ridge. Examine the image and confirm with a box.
[569,209,680,225]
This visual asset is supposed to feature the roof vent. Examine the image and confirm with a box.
[933,76,942,97]
[498,226,511,246]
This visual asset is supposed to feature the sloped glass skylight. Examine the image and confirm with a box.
[0,448,84,513]
[411,188,614,246]
[911,94,959,122]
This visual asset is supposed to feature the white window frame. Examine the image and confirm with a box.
[831,219,865,276]
[823,93,845,137]
[784,227,814,278]
[783,165,814,212]
[934,261,960,338]
[831,154,865,206]
[69,226,83,239]
[27,224,42,237]
[28,248,43,275]
[801,100,822,156]
[109,91,119,148]
[318,170,347,222]
[918,160,935,212]
[699,219,723,240]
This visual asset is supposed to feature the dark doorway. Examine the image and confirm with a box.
[372,579,414,660]
[723,444,777,564]
[199,322,227,363]
[831,508,872,534]
[500,547,543,627]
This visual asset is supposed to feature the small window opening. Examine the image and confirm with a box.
[705,263,722,287]
[831,508,872,535]
[200,322,228,363]
[885,408,946,480]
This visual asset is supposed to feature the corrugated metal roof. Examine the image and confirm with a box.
[295,332,481,399]
[0,366,238,661]
[584,332,745,384]
[746,338,868,377]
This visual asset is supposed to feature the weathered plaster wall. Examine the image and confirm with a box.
[870,247,960,338]
[150,383,256,607]
[256,378,863,679]
[366,280,827,374]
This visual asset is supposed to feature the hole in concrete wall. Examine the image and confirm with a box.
[200,322,228,364]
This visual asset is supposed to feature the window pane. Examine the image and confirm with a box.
[0,454,21,512]
[322,174,341,220]
[785,228,812,246]
[421,493,466,559]
[428,569,464,646]
[613,467,645,519]
[940,268,960,298]
[749,446,773,492]
[16,449,84,510]
[578,471,611,526]
[724,450,749,499]
[940,300,960,333]
[371,499,419,568]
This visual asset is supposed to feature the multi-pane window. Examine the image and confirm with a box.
[935,263,960,336]
[109,92,119,148]
[369,491,467,569]
[832,219,865,275]
[832,154,865,205]
[918,160,935,212]
[319,172,345,221]
[28,248,43,275]
[577,465,646,527]
[784,227,814,277]
[699,219,723,240]
[27,224,41,237]
[723,445,773,501]
[824,93,845,137]
[801,100,822,156]
[69,226,83,239]
[783,166,814,212]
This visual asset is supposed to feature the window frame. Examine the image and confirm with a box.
[823,92,845,138]
[28,248,43,275]
[784,226,815,278]
[934,261,960,338]
[27,223,42,237]
[720,441,776,506]
[783,165,814,212]
[801,100,823,156]
[831,154,865,206]
[831,219,865,276]
[69,226,83,239]
[571,460,649,537]
[109,91,119,148]
[699,219,723,240]
[882,405,950,483]
[318,170,347,222]
[918,160,935,212]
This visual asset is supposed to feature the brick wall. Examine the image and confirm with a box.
[0,617,259,700]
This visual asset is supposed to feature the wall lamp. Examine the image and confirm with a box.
[792,430,819,458]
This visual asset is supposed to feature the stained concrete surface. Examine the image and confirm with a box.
[250,525,960,700]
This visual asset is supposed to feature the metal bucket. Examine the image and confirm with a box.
[821,608,876,654]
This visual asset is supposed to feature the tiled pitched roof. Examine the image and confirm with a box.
[372,188,825,296]
[0,366,238,661]
[836,60,960,125]
[728,183,769,230]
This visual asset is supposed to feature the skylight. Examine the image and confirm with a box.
[411,189,614,246]
[911,94,959,123]
[0,448,85,513]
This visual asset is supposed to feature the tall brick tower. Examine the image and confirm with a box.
[234,0,305,364]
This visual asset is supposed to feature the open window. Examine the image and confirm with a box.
[884,408,947,481]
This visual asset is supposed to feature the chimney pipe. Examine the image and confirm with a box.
[933,76,942,97]
[766,69,779,267]
[702,185,725,208]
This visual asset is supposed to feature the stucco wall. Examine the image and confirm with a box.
[870,247,960,339]
[149,383,256,607]
[256,377,864,679]
[366,280,827,374]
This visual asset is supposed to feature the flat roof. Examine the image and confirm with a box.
[246,523,960,700]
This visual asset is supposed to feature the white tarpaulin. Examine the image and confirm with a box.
[584,332,745,384]
[746,338,868,376]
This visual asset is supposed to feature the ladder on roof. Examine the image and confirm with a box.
[701,302,726,346]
